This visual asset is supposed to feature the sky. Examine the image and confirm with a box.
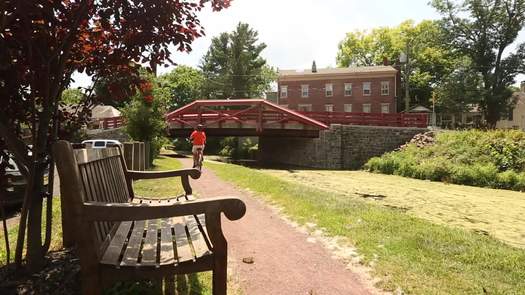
[71,0,525,88]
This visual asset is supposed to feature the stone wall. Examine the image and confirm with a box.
[259,125,426,169]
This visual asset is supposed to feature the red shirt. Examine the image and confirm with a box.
[190,131,206,145]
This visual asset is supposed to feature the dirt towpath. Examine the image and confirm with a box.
[180,158,377,295]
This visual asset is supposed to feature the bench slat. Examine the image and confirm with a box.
[195,214,213,250]
[101,221,133,265]
[173,217,194,263]
[102,159,118,203]
[112,157,130,202]
[159,218,176,265]
[184,215,211,258]
[74,148,121,164]
[121,220,146,266]
[141,219,159,266]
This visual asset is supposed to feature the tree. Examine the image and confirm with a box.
[0,0,230,272]
[123,75,168,164]
[200,22,276,99]
[432,0,525,126]
[337,20,458,107]
[60,88,85,105]
[157,65,205,110]
[434,57,486,114]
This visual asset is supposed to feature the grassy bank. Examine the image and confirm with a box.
[365,130,525,191]
[207,161,525,294]
[264,169,525,248]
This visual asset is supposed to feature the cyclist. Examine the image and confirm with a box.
[190,124,206,168]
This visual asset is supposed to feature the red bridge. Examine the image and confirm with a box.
[166,99,328,137]
[166,99,428,138]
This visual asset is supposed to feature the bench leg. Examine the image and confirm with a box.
[212,252,227,295]
[164,276,176,295]
[81,272,103,295]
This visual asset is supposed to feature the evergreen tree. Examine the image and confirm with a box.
[200,23,276,99]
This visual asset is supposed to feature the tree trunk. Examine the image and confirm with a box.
[25,166,46,272]
[485,107,499,128]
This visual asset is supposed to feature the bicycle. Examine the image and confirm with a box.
[193,147,204,170]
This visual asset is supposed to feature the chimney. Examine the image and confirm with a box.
[521,81,525,92]
[312,60,317,73]
[383,57,389,66]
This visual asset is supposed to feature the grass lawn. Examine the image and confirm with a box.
[0,197,63,266]
[264,169,525,248]
[206,161,525,295]
[133,154,186,199]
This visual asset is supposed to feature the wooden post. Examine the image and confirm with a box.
[144,142,150,170]
[132,142,141,171]
[139,142,145,171]
[123,143,134,170]
[257,102,263,132]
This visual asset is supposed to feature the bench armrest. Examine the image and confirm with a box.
[81,196,246,222]
[127,168,201,180]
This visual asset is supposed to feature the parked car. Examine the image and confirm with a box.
[1,150,49,207]
[81,139,123,149]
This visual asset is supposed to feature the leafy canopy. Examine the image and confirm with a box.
[431,0,525,126]
[337,20,457,106]
[156,65,205,110]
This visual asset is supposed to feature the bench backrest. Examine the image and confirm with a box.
[54,141,133,257]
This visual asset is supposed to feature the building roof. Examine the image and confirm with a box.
[91,105,121,119]
[408,105,432,113]
[279,65,398,78]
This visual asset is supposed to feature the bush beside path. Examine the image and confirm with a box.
[366,130,525,191]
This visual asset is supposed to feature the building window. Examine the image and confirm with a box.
[344,83,353,96]
[362,103,371,113]
[325,83,333,97]
[363,82,371,96]
[301,85,309,98]
[381,103,390,113]
[344,104,353,112]
[381,81,389,96]
[298,104,312,112]
[280,85,288,98]
[325,104,334,112]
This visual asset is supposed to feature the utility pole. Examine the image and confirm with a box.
[400,41,411,112]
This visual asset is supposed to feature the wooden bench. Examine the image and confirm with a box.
[53,141,246,295]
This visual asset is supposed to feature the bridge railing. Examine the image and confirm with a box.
[298,112,428,128]
[90,116,124,130]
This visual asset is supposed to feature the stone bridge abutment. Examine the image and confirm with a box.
[259,125,427,169]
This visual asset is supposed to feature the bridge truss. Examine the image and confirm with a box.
[166,99,329,138]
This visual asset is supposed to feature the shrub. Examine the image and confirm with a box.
[218,137,258,160]
[364,130,525,191]
[496,170,520,190]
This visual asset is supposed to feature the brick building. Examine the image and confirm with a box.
[278,65,399,113]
